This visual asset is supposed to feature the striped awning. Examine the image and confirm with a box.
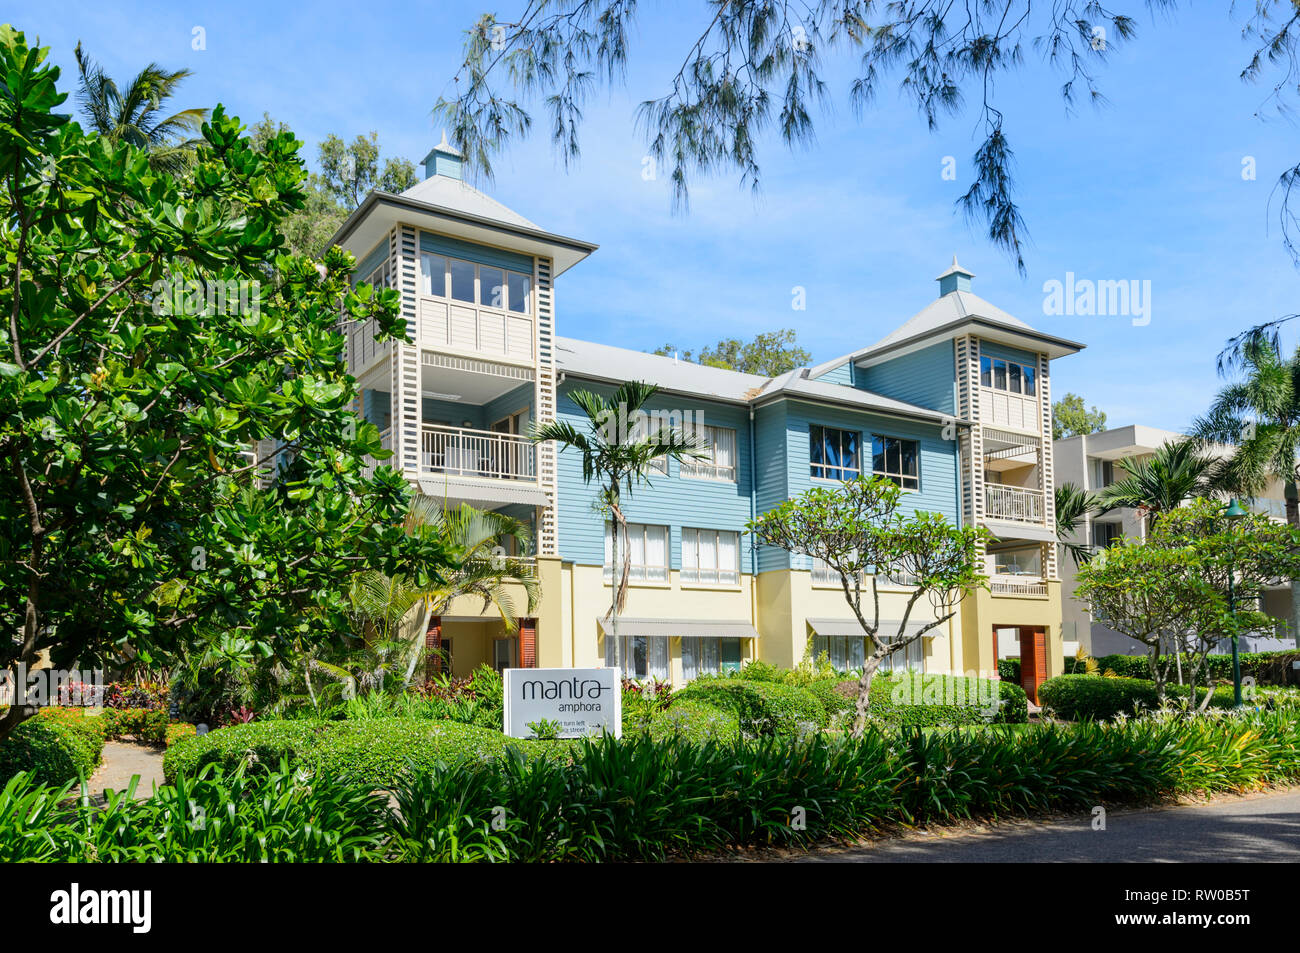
[806,618,939,639]
[597,618,759,639]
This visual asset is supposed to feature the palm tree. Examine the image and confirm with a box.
[74,43,208,172]
[306,500,538,700]
[400,498,539,684]
[1054,482,1101,567]
[1193,337,1300,645]
[1095,439,1215,532]
[530,382,706,676]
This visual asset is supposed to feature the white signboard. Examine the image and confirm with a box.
[503,667,622,739]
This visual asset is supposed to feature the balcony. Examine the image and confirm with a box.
[979,387,1039,432]
[984,483,1045,524]
[420,424,536,481]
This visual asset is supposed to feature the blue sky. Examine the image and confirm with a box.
[17,1,1300,431]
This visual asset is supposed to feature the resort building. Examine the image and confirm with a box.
[1055,424,1296,656]
[328,137,1085,700]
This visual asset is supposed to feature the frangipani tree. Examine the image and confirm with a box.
[1075,497,1300,708]
[748,476,987,736]
[530,381,706,675]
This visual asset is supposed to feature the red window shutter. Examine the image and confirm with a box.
[518,619,537,668]
[424,615,442,682]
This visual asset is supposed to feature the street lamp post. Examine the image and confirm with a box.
[1224,498,1248,708]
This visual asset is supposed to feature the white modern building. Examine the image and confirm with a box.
[1054,424,1295,655]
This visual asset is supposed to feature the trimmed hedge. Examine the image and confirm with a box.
[1038,675,1160,720]
[0,712,105,786]
[675,680,827,736]
[863,673,1029,727]
[640,700,741,744]
[163,718,559,787]
[102,707,171,744]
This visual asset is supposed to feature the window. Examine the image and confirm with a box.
[606,636,668,681]
[604,523,669,582]
[810,635,923,673]
[507,271,532,314]
[681,637,743,680]
[811,557,917,588]
[870,435,920,490]
[1091,458,1115,488]
[479,266,506,309]
[424,253,533,314]
[979,355,1037,396]
[681,425,737,481]
[450,258,475,302]
[810,426,860,480]
[1091,521,1122,551]
[681,528,740,585]
[362,259,391,290]
[419,253,447,297]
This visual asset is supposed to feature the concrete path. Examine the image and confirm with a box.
[786,789,1300,863]
[87,741,166,800]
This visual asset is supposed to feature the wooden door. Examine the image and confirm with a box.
[1019,626,1047,704]
[517,618,537,668]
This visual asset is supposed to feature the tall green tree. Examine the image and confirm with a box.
[748,476,987,735]
[1095,440,1214,532]
[529,382,705,675]
[0,26,449,742]
[1192,337,1300,645]
[1051,393,1108,441]
[434,3,1300,273]
[73,41,208,173]
[319,132,419,211]
[654,329,812,377]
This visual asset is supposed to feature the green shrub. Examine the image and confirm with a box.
[865,673,1028,727]
[163,718,558,787]
[102,707,171,744]
[641,700,740,744]
[676,679,826,736]
[165,722,197,747]
[1038,675,1160,720]
[0,716,103,785]
[34,706,108,751]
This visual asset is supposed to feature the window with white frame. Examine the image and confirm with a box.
[870,434,920,490]
[420,251,532,314]
[810,635,924,673]
[681,637,744,680]
[605,636,669,681]
[979,355,1037,396]
[811,557,917,588]
[809,425,861,480]
[681,528,740,585]
[680,425,737,481]
[604,522,669,582]
[362,258,392,290]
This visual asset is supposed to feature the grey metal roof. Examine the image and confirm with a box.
[400,175,542,231]
[596,618,759,639]
[553,336,962,425]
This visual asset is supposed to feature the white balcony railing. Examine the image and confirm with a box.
[418,296,534,363]
[989,575,1048,596]
[984,483,1046,524]
[420,424,536,481]
[979,387,1039,432]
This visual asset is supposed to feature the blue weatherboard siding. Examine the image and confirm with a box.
[810,361,855,386]
[756,399,960,572]
[418,231,533,274]
[979,340,1039,366]
[363,389,391,429]
[753,403,792,573]
[554,380,755,570]
[355,240,388,283]
[856,341,956,415]
[482,383,534,429]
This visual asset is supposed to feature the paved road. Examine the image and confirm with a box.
[792,790,1300,862]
